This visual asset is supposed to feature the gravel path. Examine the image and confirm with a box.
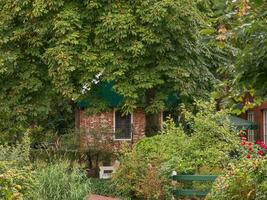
[87,194,120,200]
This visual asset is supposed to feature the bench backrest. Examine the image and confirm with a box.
[172,173,217,197]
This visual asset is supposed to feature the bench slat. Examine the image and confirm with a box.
[174,189,210,196]
[173,175,217,181]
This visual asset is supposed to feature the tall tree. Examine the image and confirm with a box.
[0,0,75,141]
[0,0,223,136]
[206,0,267,113]
[233,0,267,97]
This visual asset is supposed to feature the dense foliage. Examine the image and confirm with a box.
[29,161,91,200]
[0,133,91,200]
[196,0,267,112]
[0,161,34,200]
[233,0,267,97]
[0,133,34,200]
[0,1,266,199]
[0,0,223,124]
[206,136,267,200]
[113,101,239,199]
[207,158,267,200]
[90,179,130,200]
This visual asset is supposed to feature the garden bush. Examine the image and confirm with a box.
[113,101,240,199]
[206,137,267,200]
[0,161,34,200]
[28,161,91,200]
[1,132,92,200]
[0,132,30,165]
[0,132,34,200]
[206,158,267,200]
[89,178,131,199]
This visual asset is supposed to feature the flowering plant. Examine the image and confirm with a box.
[207,138,267,200]
[240,137,267,159]
[207,158,267,200]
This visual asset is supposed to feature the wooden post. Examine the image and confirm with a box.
[172,171,177,200]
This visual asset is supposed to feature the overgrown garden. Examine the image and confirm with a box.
[0,0,267,199]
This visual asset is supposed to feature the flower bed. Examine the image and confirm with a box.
[240,137,267,159]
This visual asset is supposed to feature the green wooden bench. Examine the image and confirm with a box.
[171,171,217,198]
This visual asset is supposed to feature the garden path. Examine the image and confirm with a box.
[88,194,120,200]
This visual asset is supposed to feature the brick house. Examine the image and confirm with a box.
[76,108,149,144]
[242,101,267,144]
[75,82,170,145]
[76,81,266,145]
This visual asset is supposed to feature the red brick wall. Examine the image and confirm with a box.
[78,108,146,144]
[245,101,267,141]
[79,109,114,133]
[132,109,146,142]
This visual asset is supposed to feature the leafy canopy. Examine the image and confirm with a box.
[234,0,267,97]
[198,0,267,113]
[0,0,223,117]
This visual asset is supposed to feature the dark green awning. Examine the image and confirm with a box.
[77,82,180,109]
[77,82,123,108]
[229,116,258,130]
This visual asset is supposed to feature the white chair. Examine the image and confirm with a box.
[99,166,115,179]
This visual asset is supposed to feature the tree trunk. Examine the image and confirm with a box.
[145,88,162,136]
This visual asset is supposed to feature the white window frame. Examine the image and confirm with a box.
[247,111,255,142]
[263,110,267,144]
[113,109,133,141]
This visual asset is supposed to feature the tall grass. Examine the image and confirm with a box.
[28,161,91,200]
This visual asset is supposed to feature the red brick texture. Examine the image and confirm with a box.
[79,110,114,134]
[132,109,146,142]
[78,108,146,145]
[244,101,267,141]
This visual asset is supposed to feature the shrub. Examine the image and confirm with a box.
[240,138,267,159]
[0,132,30,165]
[0,161,34,200]
[113,101,240,199]
[28,161,91,200]
[0,132,34,200]
[134,164,169,200]
[89,178,131,199]
[206,158,267,200]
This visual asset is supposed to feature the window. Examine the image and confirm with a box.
[247,111,255,142]
[263,110,267,144]
[114,110,132,140]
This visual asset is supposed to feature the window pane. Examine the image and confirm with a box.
[247,111,255,142]
[115,111,132,140]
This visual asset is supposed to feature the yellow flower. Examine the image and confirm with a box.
[15,184,22,190]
